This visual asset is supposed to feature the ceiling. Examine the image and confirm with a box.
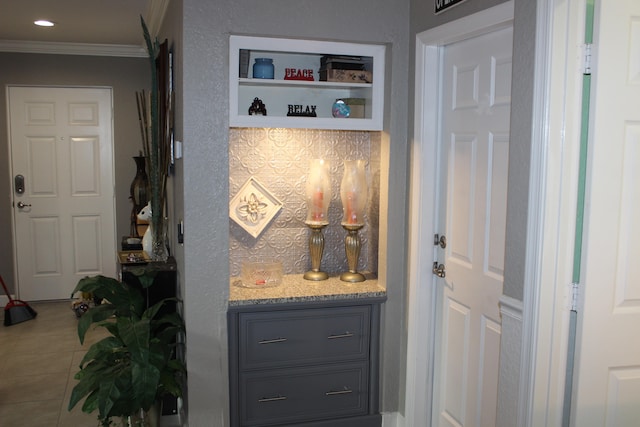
[0,0,167,56]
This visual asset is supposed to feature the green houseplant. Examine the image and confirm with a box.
[68,275,185,427]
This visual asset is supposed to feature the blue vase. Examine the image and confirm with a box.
[253,58,274,79]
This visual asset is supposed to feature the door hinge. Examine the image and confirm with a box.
[583,43,592,75]
[569,282,580,312]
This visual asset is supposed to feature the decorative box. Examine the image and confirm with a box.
[343,98,365,118]
[319,69,373,83]
[320,55,370,70]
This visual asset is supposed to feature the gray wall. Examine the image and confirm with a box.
[177,0,535,420]
[180,0,410,424]
[0,53,149,293]
[503,0,535,302]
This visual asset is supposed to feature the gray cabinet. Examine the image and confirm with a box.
[228,298,384,426]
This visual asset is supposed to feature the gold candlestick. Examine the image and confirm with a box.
[304,222,329,281]
[340,224,365,282]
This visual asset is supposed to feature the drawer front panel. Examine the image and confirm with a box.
[239,306,370,369]
[241,362,369,426]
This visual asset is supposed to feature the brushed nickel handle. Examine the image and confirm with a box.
[326,388,353,396]
[258,337,287,344]
[258,395,287,403]
[328,332,354,339]
[432,262,446,278]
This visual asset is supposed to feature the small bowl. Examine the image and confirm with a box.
[240,261,283,288]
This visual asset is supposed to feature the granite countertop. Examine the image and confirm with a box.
[229,273,386,306]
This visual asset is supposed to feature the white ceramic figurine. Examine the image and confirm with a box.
[137,202,153,256]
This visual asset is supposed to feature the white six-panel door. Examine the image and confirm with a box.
[432,26,512,427]
[8,86,116,301]
[572,0,640,425]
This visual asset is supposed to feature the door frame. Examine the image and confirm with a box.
[405,2,516,426]
[406,0,586,425]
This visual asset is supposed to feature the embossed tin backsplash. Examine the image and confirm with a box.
[229,128,380,277]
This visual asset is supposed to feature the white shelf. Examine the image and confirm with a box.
[229,35,385,131]
[239,78,373,90]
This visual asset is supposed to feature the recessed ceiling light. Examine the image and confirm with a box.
[34,20,55,27]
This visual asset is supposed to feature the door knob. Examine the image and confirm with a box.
[17,201,31,209]
[432,262,446,278]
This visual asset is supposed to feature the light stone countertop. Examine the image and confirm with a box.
[229,273,386,307]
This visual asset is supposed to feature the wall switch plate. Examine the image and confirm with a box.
[177,220,184,244]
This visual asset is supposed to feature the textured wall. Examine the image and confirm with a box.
[502,0,535,301]
[181,0,409,424]
[229,128,380,277]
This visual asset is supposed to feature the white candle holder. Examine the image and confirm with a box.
[340,160,367,282]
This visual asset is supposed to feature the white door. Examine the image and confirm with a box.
[8,86,117,301]
[431,26,512,427]
[571,0,640,425]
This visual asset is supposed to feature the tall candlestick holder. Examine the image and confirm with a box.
[304,222,329,281]
[340,160,367,283]
[341,223,365,282]
[304,159,331,281]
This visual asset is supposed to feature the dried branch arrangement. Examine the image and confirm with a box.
[136,17,173,260]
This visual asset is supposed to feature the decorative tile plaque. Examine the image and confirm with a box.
[230,177,283,238]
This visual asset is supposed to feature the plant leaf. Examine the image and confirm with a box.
[79,336,125,368]
[77,303,116,344]
[132,361,161,410]
[117,317,150,364]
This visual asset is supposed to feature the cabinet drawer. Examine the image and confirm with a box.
[239,306,370,370]
[241,362,369,426]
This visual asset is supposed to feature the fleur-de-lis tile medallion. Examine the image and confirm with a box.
[237,192,268,224]
[230,177,282,238]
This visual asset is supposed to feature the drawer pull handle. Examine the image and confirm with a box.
[258,338,287,344]
[328,332,353,340]
[326,388,353,396]
[258,395,287,403]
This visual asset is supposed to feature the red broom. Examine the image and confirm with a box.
[0,274,37,326]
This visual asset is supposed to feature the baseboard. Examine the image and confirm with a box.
[382,411,401,427]
[497,294,523,427]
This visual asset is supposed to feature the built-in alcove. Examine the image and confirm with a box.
[228,128,381,278]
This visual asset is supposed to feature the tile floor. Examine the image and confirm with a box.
[0,301,108,426]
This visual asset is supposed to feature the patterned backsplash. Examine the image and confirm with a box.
[229,127,380,277]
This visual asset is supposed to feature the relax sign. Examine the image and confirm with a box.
[435,0,467,13]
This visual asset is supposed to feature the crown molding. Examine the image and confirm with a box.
[0,40,147,57]
[0,0,171,58]
[144,0,170,38]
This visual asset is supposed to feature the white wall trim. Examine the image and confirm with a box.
[406,2,514,426]
[500,295,524,321]
[523,0,586,426]
[382,411,401,427]
[517,0,555,420]
[145,0,171,38]
[0,40,147,57]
